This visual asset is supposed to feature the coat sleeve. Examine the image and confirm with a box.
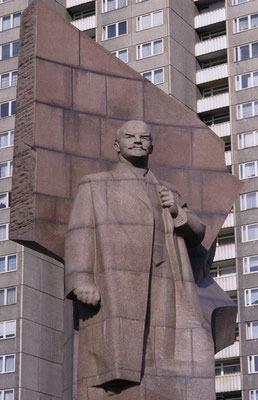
[172,192,205,248]
[65,179,96,299]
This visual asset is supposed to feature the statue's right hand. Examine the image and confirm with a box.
[74,283,101,306]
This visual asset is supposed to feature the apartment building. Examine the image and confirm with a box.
[0,0,257,399]
[65,0,258,399]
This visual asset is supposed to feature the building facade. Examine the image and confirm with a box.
[0,0,258,399]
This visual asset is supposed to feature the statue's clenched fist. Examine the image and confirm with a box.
[74,283,101,306]
[159,186,178,218]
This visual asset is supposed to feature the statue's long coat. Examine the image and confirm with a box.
[65,162,236,390]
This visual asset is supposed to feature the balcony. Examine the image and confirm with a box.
[214,244,236,262]
[195,35,227,57]
[222,213,234,229]
[66,0,93,7]
[209,122,230,138]
[197,92,229,113]
[225,151,231,167]
[71,15,96,31]
[214,274,237,291]
[195,8,226,29]
[215,374,241,393]
[196,64,228,85]
[215,341,240,360]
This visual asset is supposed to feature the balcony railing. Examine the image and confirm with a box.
[215,374,241,393]
[196,63,228,85]
[222,212,234,228]
[197,92,229,113]
[67,0,93,7]
[195,35,227,57]
[214,243,236,262]
[209,122,230,138]
[214,274,237,291]
[215,341,240,360]
[225,151,232,166]
[71,15,96,31]
[195,8,226,29]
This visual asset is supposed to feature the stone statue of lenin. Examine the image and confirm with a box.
[65,120,220,400]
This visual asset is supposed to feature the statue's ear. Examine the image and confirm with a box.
[113,139,120,153]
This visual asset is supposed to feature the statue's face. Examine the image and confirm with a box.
[114,121,153,162]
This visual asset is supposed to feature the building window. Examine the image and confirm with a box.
[0,192,10,210]
[234,13,258,33]
[245,288,258,306]
[0,101,16,118]
[0,255,17,274]
[250,390,258,400]
[137,39,163,60]
[0,162,12,179]
[0,41,19,60]
[240,192,258,210]
[0,355,15,373]
[136,10,163,31]
[239,161,258,179]
[0,287,16,306]
[202,84,228,97]
[236,71,258,90]
[242,223,258,242]
[203,113,229,126]
[0,320,16,339]
[232,0,250,4]
[103,20,127,40]
[215,361,240,376]
[0,131,14,148]
[247,322,258,340]
[235,41,258,62]
[0,224,9,241]
[238,131,258,149]
[237,101,258,119]
[244,256,258,273]
[200,29,226,41]
[0,12,21,31]
[248,355,258,373]
[142,68,164,85]
[103,0,127,12]
[210,264,236,278]
[0,71,18,89]
[0,389,14,400]
[111,48,128,63]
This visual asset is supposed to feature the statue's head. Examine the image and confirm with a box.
[114,120,153,166]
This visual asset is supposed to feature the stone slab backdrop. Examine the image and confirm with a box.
[9,0,242,399]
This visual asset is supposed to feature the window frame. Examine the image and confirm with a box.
[235,71,258,90]
[136,38,164,60]
[0,192,10,211]
[0,71,18,89]
[0,254,17,274]
[0,287,16,306]
[102,0,127,13]
[136,10,163,31]
[238,131,258,149]
[234,13,258,33]
[102,20,128,40]
[0,100,16,119]
[244,255,258,273]
[245,288,258,306]
[248,355,258,373]
[0,320,16,340]
[234,41,258,62]
[0,41,19,60]
[239,161,258,179]
[242,223,258,242]
[240,192,258,210]
[250,389,258,400]
[237,101,258,120]
[0,12,21,32]
[0,354,15,374]
[232,0,250,5]
[0,161,13,179]
[141,68,164,85]
[111,48,128,63]
[0,389,14,400]
[246,322,258,339]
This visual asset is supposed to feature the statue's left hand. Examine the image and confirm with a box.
[159,187,178,218]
